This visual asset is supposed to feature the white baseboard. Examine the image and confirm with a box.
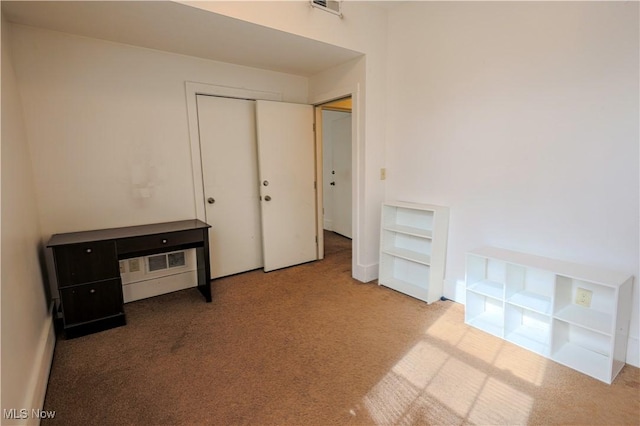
[353,262,378,283]
[20,307,56,425]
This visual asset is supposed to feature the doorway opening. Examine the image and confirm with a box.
[316,96,353,266]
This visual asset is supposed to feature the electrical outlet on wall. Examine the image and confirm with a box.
[575,287,593,307]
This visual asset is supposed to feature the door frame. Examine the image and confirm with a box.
[311,85,360,278]
[185,81,281,222]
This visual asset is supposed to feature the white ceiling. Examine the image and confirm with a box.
[1,1,363,77]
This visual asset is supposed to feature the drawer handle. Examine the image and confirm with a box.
[90,289,96,294]
[162,239,168,244]
[86,248,92,253]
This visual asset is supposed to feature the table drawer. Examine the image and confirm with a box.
[54,241,119,286]
[116,229,203,256]
[60,279,124,326]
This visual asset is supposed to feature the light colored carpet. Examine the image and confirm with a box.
[43,231,640,425]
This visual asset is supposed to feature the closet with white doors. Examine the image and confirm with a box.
[196,95,317,278]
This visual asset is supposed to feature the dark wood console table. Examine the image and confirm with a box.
[47,219,211,338]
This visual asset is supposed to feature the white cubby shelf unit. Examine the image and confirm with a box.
[465,246,634,384]
[378,202,449,304]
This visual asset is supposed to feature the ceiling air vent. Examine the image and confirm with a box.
[311,0,343,18]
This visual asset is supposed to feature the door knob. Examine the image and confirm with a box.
[207,197,215,204]
[264,195,272,201]
[330,182,336,186]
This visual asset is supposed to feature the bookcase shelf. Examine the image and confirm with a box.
[382,223,433,239]
[378,202,449,304]
[506,291,552,316]
[468,279,504,300]
[465,246,633,384]
[381,246,432,266]
[554,304,613,335]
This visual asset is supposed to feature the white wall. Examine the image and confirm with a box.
[1,15,55,421]
[3,16,308,415]
[385,2,639,365]
[185,1,389,281]
[9,24,309,239]
[11,1,389,284]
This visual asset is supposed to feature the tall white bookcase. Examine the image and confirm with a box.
[378,202,449,303]
[465,246,634,384]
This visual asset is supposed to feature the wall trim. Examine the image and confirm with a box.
[354,262,378,283]
[310,84,363,281]
[20,307,56,425]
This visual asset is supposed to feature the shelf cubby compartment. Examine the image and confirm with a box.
[467,279,504,300]
[378,202,449,304]
[382,204,434,237]
[379,253,431,301]
[381,230,432,265]
[505,304,551,356]
[466,253,507,289]
[465,290,504,338]
[382,223,432,239]
[505,265,554,316]
[554,276,615,335]
[551,319,612,383]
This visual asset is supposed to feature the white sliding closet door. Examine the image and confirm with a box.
[256,100,318,272]
[197,95,263,278]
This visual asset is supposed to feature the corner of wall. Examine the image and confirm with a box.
[353,262,379,283]
[626,337,639,368]
[443,278,465,305]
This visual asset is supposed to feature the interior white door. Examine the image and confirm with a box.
[321,110,335,232]
[330,113,352,238]
[256,100,317,272]
[197,95,263,278]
